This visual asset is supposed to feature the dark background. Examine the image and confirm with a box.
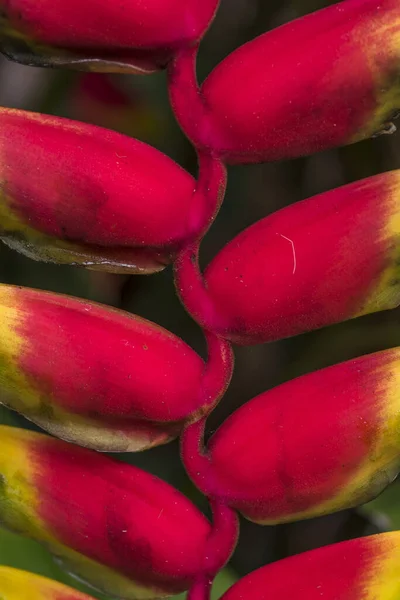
[0,0,399,597]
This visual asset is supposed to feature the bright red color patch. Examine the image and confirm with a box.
[0,109,195,250]
[0,0,219,71]
[201,0,400,163]
[32,435,211,593]
[208,349,393,522]
[17,288,204,422]
[220,535,378,599]
[204,172,397,344]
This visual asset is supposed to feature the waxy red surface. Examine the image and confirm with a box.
[220,535,378,599]
[17,288,204,423]
[204,172,397,344]
[31,435,211,593]
[0,109,195,251]
[0,0,219,71]
[201,0,400,163]
[208,349,393,522]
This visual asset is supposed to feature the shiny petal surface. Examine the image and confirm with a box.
[0,108,195,273]
[208,348,400,524]
[0,566,96,599]
[0,0,219,72]
[0,426,211,599]
[0,285,204,451]
[204,170,400,344]
[221,532,400,600]
[202,0,400,163]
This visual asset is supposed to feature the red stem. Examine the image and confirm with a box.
[199,330,234,415]
[205,499,239,575]
[183,329,233,491]
[171,47,228,332]
[181,417,212,494]
[170,35,237,599]
[187,578,212,600]
[187,151,227,241]
[168,44,219,152]
[174,239,230,334]
[187,501,239,600]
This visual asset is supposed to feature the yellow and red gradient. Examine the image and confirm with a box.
[198,170,400,344]
[0,107,198,274]
[0,0,219,73]
[200,0,400,163]
[0,567,97,600]
[0,426,212,600]
[221,532,400,600]
[183,347,400,524]
[0,284,206,451]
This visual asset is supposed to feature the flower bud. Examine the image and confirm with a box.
[0,0,219,73]
[0,425,211,599]
[221,532,400,599]
[0,107,196,273]
[206,347,400,524]
[0,566,96,599]
[0,284,204,451]
[203,170,400,344]
[201,0,400,163]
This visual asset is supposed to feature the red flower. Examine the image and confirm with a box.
[200,170,400,344]
[0,107,197,273]
[220,533,400,599]
[0,285,206,451]
[0,0,219,72]
[0,425,212,599]
[201,0,400,163]
[188,347,400,524]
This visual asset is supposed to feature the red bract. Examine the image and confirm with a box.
[184,347,400,524]
[0,107,198,273]
[220,533,400,599]
[0,425,212,599]
[0,0,219,72]
[0,285,207,451]
[184,170,400,344]
[200,0,400,163]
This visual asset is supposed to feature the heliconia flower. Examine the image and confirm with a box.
[0,0,219,73]
[200,0,400,163]
[189,347,400,524]
[0,107,198,274]
[197,170,400,344]
[0,566,97,600]
[0,284,207,452]
[0,425,212,599]
[220,532,400,600]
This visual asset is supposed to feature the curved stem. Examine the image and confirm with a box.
[181,417,212,494]
[168,45,218,151]
[205,499,239,575]
[183,330,233,491]
[174,239,229,334]
[187,151,227,241]
[188,502,239,600]
[170,35,237,599]
[199,330,234,415]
